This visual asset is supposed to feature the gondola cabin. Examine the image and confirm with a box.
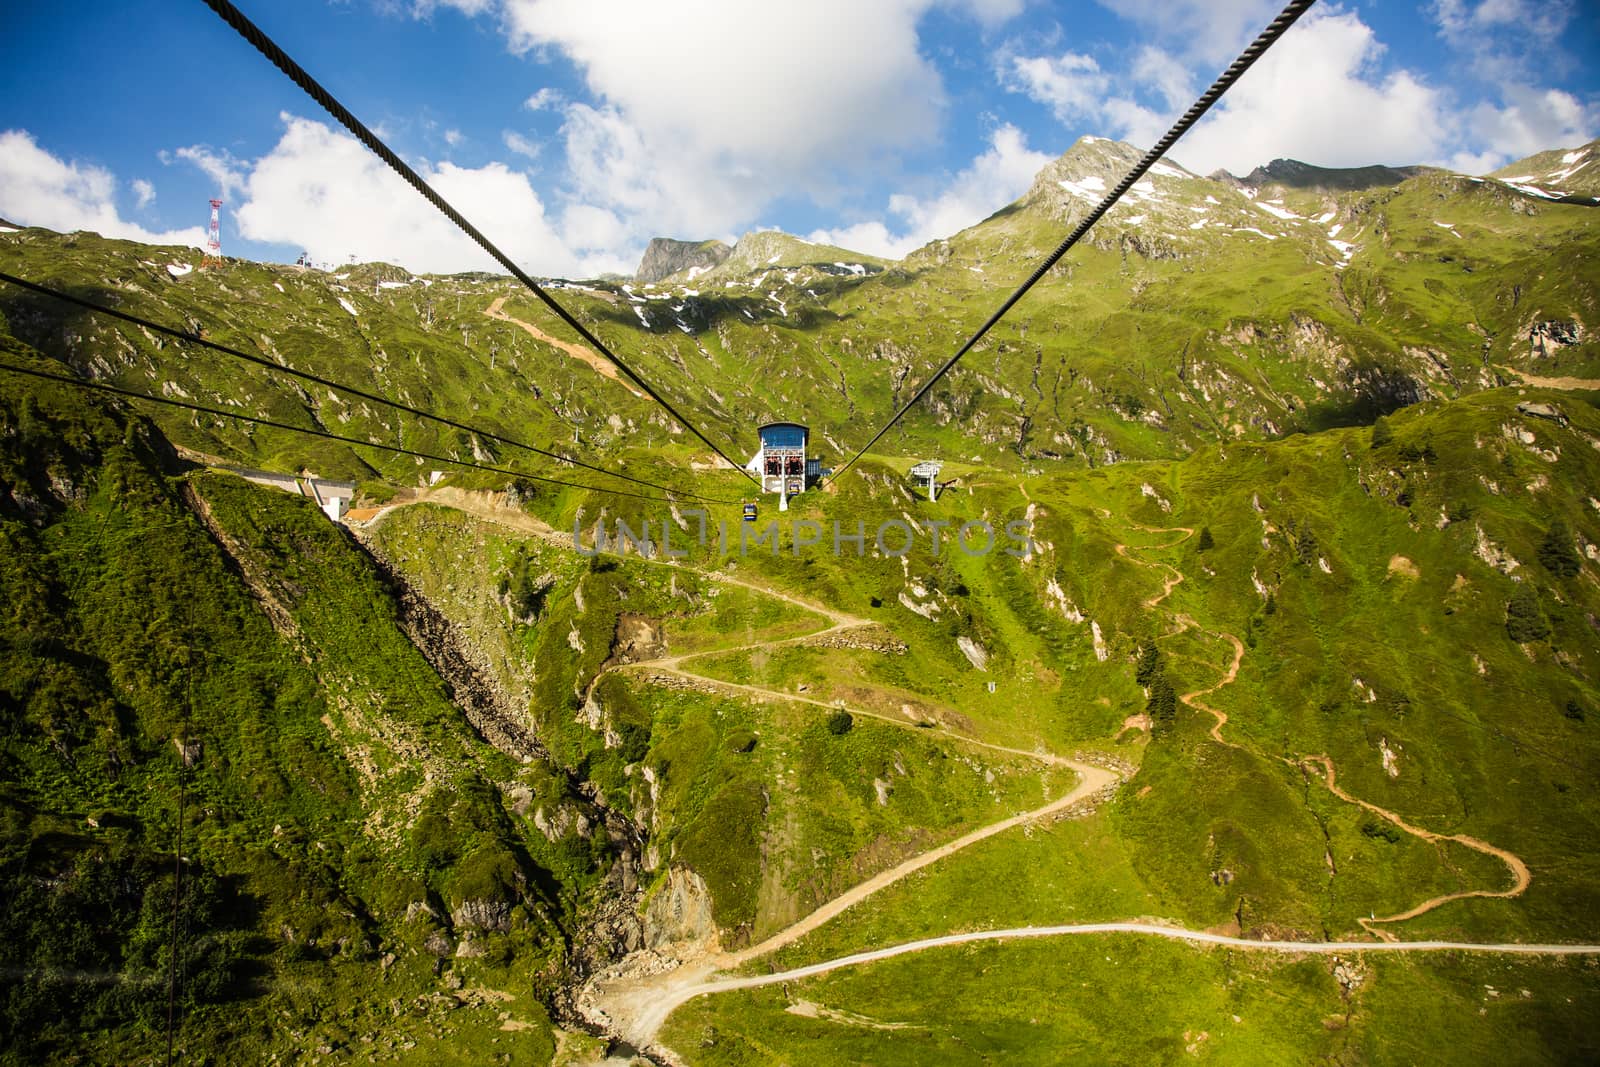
[743,501,758,522]
[747,421,813,497]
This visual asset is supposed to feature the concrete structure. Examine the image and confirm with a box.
[224,467,356,523]
[231,467,302,495]
[307,478,356,523]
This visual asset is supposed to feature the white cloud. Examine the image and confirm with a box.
[1001,47,1173,158]
[557,102,763,239]
[1459,86,1595,172]
[1130,46,1193,113]
[412,0,496,16]
[232,113,613,277]
[1167,13,1450,174]
[1426,0,1594,170]
[132,178,156,210]
[443,128,464,147]
[1095,0,1278,65]
[497,0,1032,240]
[0,130,206,248]
[941,0,1025,25]
[1009,13,1458,176]
[502,130,541,159]
[1432,0,1577,83]
[170,144,248,199]
[524,88,563,111]
[375,0,1031,265]
[1021,6,1594,179]
[808,123,1051,258]
[1005,53,1109,121]
[503,2,945,168]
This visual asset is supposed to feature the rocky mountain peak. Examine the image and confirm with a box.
[1025,137,1154,204]
[634,238,730,284]
[1022,137,1204,226]
[1223,158,1429,193]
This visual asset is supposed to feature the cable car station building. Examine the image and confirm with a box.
[747,421,820,498]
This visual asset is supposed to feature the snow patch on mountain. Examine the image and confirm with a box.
[1057,175,1107,202]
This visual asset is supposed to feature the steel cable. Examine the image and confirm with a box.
[0,360,717,504]
[0,270,734,503]
[827,0,1318,484]
[200,0,760,486]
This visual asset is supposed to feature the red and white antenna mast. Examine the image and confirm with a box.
[201,199,224,269]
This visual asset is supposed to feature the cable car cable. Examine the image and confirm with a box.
[0,270,733,503]
[826,0,1317,485]
[199,0,761,487]
[0,361,721,505]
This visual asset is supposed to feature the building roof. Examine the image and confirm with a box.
[757,422,808,448]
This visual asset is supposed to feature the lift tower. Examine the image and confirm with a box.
[200,199,224,270]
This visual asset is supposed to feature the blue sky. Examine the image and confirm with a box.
[2,0,1595,277]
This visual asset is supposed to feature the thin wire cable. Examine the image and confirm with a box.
[200,0,760,486]
[0,361,716,504]
[0,270,734,503]
[827,0,1318,484]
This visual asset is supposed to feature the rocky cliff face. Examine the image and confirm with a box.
[1219,158,1429,194]
[635,238,731,284]
[1023,136,1154,216]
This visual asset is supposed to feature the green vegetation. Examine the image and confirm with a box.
[1506,585,1552,642]
[2,138,1595,500]
[1,137,1598,1063]
[0,351,569,1061]
[668,937,1600,1064]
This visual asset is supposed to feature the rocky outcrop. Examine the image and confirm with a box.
[1222,158,1428,193]
[1517,401,1569,427]
[801,630,908,655]
[635,238,730,284]
[1528,319,1584,360]
[451,898,512,933]
[643,867,719,951]
[957,635,990,671]
[363,542,549,763]
[607,613,667,665]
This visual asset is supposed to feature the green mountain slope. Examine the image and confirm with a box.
[0,342,605,1061]
[1,133,1598,1064]
[1491,138,1600,197]
[4,137,1592,493]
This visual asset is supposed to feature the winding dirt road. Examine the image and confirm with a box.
[483,296,642,396]
[623,921,1600,1044]
[1299,755,1532,941]
[1494,364,1600,392]
[1116,525,1535,941]
[375,491,1567,1061]
[567,555,1121,1053]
